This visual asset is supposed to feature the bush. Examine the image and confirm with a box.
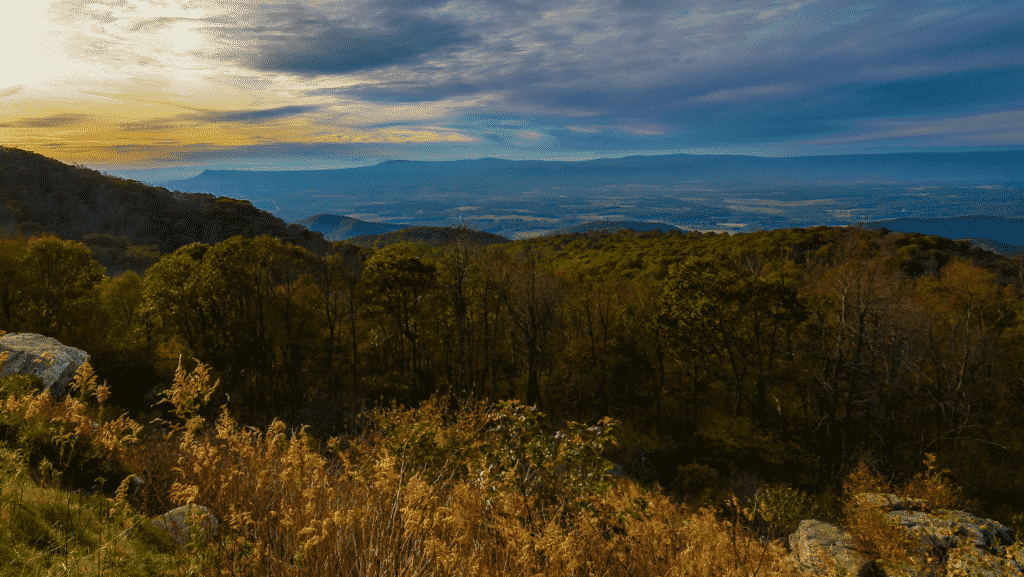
[364,395,622,536]
[840,458,922,573]
[0,374,43,401]
[755,483,822,539]
[0,363,138,494]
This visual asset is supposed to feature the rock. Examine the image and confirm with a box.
[880,508,1020,577]
[854,493,932,512]
[784,493,1024,577]
[786,519,875,577]
[0,333,90,401]
[150,504,218,548]
[127,474,144,497]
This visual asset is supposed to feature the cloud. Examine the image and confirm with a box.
[202,105,321,123]
[128,17,182,33]
[796,110,1024,147]
[226,12,479,75]
[0,114,91,128]
[694,83,804,103]
[0,85,25,98]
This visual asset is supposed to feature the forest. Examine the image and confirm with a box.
[2,221,1024,523]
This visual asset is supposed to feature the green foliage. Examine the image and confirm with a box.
[361,242,438,393]
[12,235,107,341]
[479,399,619,531]
[141,236,328,421]
[0,237,30,330]
[659,252,808,432]
[0,374,43,401]
[0,406,134,494]
[755,483,822,538]
[363,243,438,318]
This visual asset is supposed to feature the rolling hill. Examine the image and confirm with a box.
[291,214,408,241]
[0,146,334,278]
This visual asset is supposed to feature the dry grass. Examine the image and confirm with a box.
[138,357,811,576]
[1,347,1011,576]
[6,347,816,576]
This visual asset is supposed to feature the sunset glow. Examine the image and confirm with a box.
[0,0,1020,176]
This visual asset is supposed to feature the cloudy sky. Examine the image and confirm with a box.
[1,0,1021,180]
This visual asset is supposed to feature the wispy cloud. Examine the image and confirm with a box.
[0,114,91,128]
[797,110,1024,147]
[201,106,321,124]
[0,85,26,98]
[694,84,805,103]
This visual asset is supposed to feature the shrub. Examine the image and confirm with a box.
[897,453,975,513]
[364,395,622,536]
[0,361,140,494]
[0,374,42,401]
[755,483,822,539]
[840,458,924,575]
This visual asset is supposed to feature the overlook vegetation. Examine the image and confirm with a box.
[2,147,1024,574]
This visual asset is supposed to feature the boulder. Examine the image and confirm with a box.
[787,519,875,577]
[783,493,1023,577]
[149,504,218,548]
[0,333,90,401]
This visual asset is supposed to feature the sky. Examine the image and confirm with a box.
[0,0,1022,181]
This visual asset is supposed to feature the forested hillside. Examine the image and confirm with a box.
[0,146,332,278]
[345,225,510,247]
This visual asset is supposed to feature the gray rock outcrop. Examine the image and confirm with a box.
[783,493,1023,577]
[150,504,218,548]
[787,519,875,576]
[0,333,90,401]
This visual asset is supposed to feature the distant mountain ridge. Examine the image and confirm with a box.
[159,150,1024,244]
[292,215,407,241]
[162,150,1024,200]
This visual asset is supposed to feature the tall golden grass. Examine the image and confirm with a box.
[1,343,1017,576]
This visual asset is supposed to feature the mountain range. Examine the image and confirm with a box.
[160,150,1024,250]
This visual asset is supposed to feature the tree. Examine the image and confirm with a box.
[142,236,325,424]
[0,236,30,331]
[659,251,807,433]
[97,270,146,350]
[15,234,107,344]
[262,243,328,412]
[497,245,564,408]
[312,242,367,393]
[562,272,637,420]
[796,233,916,493]
[362,243,437,396]
[434,231,480,412]
[912,257,1019,454]
[140,242,217,366]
